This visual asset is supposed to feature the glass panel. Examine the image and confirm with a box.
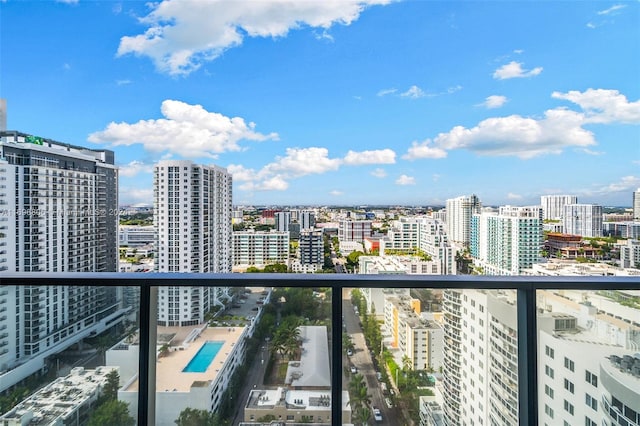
[0,284,137,425]
[157,285,334,425]
[537,289,640,424]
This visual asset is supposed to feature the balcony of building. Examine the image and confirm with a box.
[1,273,638,426]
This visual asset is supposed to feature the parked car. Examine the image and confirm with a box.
[347,349,353,356]
[350,366,357,374]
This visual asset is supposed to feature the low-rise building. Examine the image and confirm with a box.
[384,295,444,371]
[233,230,290,271]
[112,322,255,426]
[244,326,350,424]
[0,367,120,426]
[119,225,155,247]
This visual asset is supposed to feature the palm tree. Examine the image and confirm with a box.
[348,374,371,411]
[352,405,371,426]
[402,355,413,372]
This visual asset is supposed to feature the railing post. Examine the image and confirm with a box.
[138,284,157,425]
[517,285,538,426]
[331,283,343,425]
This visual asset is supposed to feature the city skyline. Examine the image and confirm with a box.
[2,1,639,206]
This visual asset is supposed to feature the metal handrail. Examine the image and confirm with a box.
[1,273,637,425]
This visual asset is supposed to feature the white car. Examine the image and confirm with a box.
[373,407,382,422]
[347,349,353,356]
[350,366,357,373]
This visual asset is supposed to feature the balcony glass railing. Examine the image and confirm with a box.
[1,274,637,425]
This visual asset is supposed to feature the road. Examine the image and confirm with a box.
[342,289,399,425]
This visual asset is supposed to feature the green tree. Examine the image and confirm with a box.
[352,405,371,426]
[88,400,135,426]
[263,263,288,273]
[101,369,120,403]
[174,407,226,426]
[348,374,372,409]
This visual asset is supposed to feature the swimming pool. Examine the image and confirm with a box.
[182,341,224,373]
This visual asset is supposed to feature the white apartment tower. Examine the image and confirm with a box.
[442,290,519,426]
[154,160,232,326]
[471,205,543,275]
[541,194,578,221]
[0,131,126,393]
[446,195,481,247]
[633,188,640,221]
[563,204,603,238]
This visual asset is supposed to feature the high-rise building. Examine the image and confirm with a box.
[291,228,324,273]
[563,204,603,237]
[541,194,578,221]
[275,211,291,232]
[446,195,481,247]
[471,205,543,275]
[0,130,126,392]
[154,160,232,326]
[633,188,640,221]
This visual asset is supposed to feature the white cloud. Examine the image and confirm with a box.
[117,0,391,76]
[119,187,154,205]
[403,140,448,160]
[263,147,341,177]
[118,160,153,177]
[371,168,387,178]
[579,148,605,156]
[587,175,640,196]
[89,100,278,158]
[377,88,397,97]
[405,88,639,160]
[597,4,626,15]
[507,192,522,200]
[481,95,508,109]
[116,79,132,86]
[230,146,395,192]
[330,190,344,196]
[395,174,416,185]
[586,22,597,29]
[552,88,640,124]
[493,61,543,79]
[432,174,441,182]
[514,49,524,54]
[446,85,463,94]
[343,149,396,165]
[229,147,340,191]
[401,85,425,99]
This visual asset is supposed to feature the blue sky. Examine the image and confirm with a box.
[1,1,639,207]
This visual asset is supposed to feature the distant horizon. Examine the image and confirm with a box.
[119,203,634,211]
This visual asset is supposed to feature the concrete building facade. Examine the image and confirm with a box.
[471,205,543,275]
[563,204,603,238]
[0,131,126,393]
[446,195,481,247]
[232,229,290,270]
[154,160,232,326]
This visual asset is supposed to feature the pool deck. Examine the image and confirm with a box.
[125,325,245,392]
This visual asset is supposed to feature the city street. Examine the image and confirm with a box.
[342,289,398,425]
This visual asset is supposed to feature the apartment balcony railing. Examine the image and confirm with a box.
[2,273,637,426]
